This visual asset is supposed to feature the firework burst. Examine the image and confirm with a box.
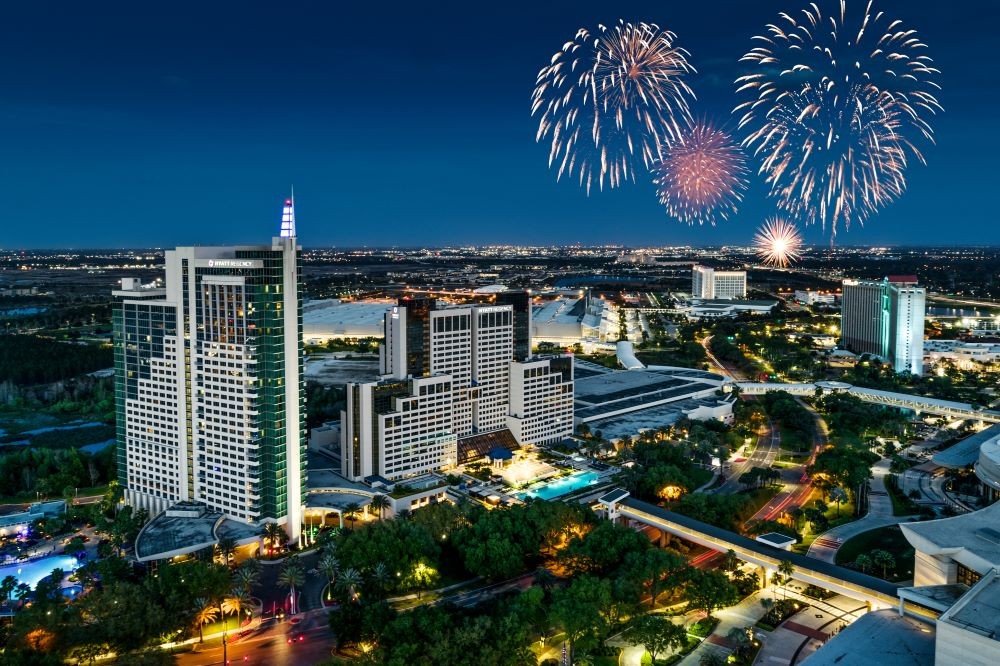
[734,0,942,239]
[652,123,749,225]
[754,218,804,267]
[532,20,696,194]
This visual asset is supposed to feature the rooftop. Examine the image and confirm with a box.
[900,501,1000,573]
[939,569,1000,641]
[302,299,391,336]
[803,610,934,666]
[135,503,259,562]
[932,423,1000,468]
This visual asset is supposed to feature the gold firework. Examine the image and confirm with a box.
[754,218,804,267]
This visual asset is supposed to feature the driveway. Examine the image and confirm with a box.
[806,459,913,563]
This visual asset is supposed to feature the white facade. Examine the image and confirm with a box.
[692,265,747,299]
[507,358,574,446]
[342,375,458,482]
[925,340,1000,369]
[114,200,305,541]
[794,289,836,305]
[471,306,514,433]
[343,296,573,481]
[888,284,925,375]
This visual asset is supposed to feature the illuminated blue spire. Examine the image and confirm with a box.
[279,189,296,238]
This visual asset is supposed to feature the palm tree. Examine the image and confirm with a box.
[369,494,390,521]
[215,537,237,567]
[193,597,218,643]
[778,560,795,600]
[0,575,17,603]
[343,502,362,528]
[222,589,252,627]
[337,567,362,602]
[828,487,848,518]
[871,549,895,579]
[854,554,874,574]
[233,561,260,595]
[277,557,306,615]
[318,553,340,602]
[370,562,391,597]
[721,549,740,574]
[261,523,285,555]
[726,627,753,660]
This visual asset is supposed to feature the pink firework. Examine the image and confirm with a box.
[652,123,748,225]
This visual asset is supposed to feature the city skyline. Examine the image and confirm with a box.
[0,0,996,248]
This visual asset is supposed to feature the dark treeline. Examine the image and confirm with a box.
[0,336,112,386]
[0,444,116,498]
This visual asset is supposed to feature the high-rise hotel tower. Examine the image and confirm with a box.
[113,199,306,541]
[342,296,574,483]
[841,276,925,375]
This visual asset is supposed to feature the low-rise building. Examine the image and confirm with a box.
[531,294,618,345]
[793,289,837,305]
[899,503,1000,665]
[684,298,778,320]
[924,340,1000,369]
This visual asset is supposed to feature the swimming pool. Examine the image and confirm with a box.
[515,471,600,501]
[0,554,79,590]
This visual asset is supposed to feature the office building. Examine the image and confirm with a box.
[114,198,306,541]
[343,295,574,482]
[841,276,925,375]
[692,265,747,299]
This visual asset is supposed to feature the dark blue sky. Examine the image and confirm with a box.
[0,0,995,248]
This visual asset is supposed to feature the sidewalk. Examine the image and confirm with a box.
[678,590,770,666]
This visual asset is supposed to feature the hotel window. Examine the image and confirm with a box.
[957,564,982,587]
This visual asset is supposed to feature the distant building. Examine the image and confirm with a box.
[692,265,747,300]
[841,276,925,375]
[342,295,573,482]
[113,198,306,542]
[685,299,777,320]
[924,340,1000,369]
[531,294,618,345]
[793,289,837,306]
[302,299,391,342]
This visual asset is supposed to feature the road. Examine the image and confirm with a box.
[176,610,335,666]
[701,335,746,382]
[713,423,781,496]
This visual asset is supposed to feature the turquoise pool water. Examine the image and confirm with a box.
[0,554,79,590]
[515,471,600,501]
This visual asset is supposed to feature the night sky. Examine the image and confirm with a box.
[0,0,995,248]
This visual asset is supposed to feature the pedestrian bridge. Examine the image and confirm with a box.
[737,381,1000,424]
[598,491,899,609]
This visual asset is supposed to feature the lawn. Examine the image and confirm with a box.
[834,525,915,581]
